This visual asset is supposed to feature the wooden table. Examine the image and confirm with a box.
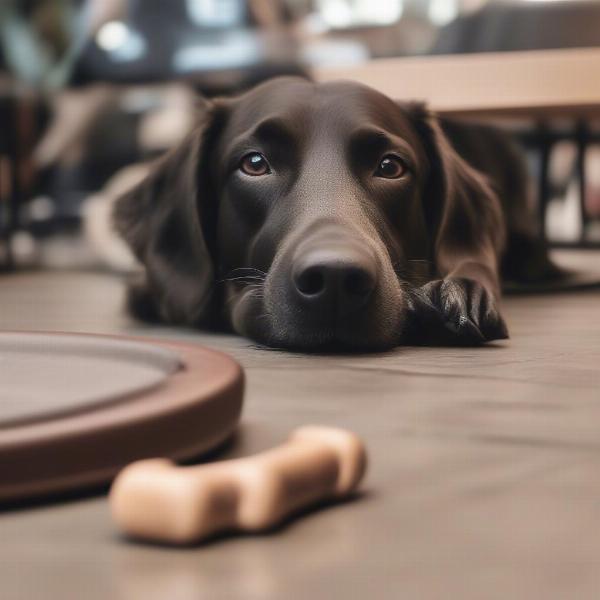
[312,47,600,119]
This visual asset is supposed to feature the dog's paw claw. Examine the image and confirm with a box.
[411,278,508,345]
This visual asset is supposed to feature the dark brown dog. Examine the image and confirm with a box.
[114,77,558,351]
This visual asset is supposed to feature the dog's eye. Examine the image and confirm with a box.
[239,153,270,176]
[375,155,407,179]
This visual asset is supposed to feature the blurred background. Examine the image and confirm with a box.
[1,0,600,272]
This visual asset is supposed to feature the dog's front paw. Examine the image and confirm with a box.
[409,278,509,345]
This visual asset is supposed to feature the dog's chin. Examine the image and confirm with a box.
[229,286,404,352]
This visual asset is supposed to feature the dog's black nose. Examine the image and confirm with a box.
[292,248,377,316]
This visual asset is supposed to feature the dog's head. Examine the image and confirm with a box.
[115,77,497,350]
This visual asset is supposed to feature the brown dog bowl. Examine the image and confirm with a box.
[0,332,244,503]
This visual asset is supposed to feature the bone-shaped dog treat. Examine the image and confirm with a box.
[109,426,367,544]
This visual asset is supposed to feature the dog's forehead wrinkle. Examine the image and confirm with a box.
[224,108,314,156]
[227,79,315,132]
[314,81,410,128]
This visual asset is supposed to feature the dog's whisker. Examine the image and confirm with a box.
[217,266,268,286]
[223,267,267,278]
[218,276,266,285]
[224,276,266,282]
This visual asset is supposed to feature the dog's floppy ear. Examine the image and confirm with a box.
[113,101,227,325]
[407,104,505,290]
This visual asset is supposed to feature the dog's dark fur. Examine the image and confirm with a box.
[114,77,559,351]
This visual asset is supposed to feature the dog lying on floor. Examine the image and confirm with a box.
[114,77,560,351]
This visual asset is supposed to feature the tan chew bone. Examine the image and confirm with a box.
[109,426,367,544]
